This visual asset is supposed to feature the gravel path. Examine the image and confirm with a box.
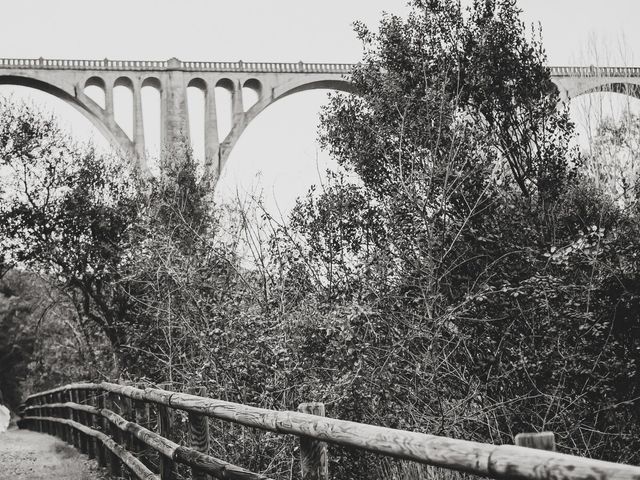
[0,428,107,480]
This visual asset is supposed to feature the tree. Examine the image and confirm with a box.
[274,0,640,470]
[0,98,139,359]
[583,110,640,206]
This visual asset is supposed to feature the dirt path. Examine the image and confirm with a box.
[0,428,107,480]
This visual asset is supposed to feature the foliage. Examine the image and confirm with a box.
[583,110,640,205]
[0,269,113,410]
[0,98,140,354]
[2,0,640,477]
[271,0,640,472]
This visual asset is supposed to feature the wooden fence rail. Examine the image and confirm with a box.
[19,381,640,480]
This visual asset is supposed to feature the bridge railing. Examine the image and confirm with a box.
[19,381,640,480]
[6,57,640,77]
[549,65,640,77]
[0,57,356,74]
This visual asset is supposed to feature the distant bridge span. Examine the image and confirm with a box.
[0,58,637,181]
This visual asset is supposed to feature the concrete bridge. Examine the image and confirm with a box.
[0,58,638,181]
[0,57,355,180]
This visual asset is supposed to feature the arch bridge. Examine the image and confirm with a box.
[0,57,354,181]
[0,58,637,181]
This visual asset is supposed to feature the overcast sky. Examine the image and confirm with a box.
[1,0,640,216]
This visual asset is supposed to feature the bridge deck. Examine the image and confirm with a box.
[0,429,105,480]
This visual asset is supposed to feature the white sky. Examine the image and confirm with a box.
[1,0,640,217]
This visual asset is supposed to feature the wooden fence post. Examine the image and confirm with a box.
[107,392,122,477]
[62,390,70,443]
[44,394,52,437]
[37,396,43,434]
[53,393,61,438]
[53,391,62,441]
[88,389,105,467]
[33,398,42,432]
[73,389,82,450]
[95,390,108,469]
[121,385,135,453]
[515,432,556,451]
[43,394,51,436]
[35,397,42,433]
[78,390,89,455]
[134,384,150,468]
[298,402,329,480]
[158,383,175,480]
[187,386,210,480]
[80,390,95,459]
[65,390,80,448]
[42,394,50,435]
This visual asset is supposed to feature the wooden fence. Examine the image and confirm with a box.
[18,381,640,480]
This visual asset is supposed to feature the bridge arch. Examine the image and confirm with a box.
[571,81,640,100]
[553,76,640,102]
[219,77,354,172]
[114,76,133,89]
[187,77,207,91]
[84,76,106,89]
[142,76,161,89]
[0,74,133,156]
[215,87,341,215]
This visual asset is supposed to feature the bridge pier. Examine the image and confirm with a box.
[204,79,220,180]
[132,82,146,169]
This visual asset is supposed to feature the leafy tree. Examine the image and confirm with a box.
[583,110,640,205]
[0,98,139,358]
[274,0,640,470]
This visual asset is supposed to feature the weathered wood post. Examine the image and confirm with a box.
[40,396,46,434]
[42,394,50,436]
[121,384,135,452]
[50,393,57,436]
[158,383,175,480]
[34,396,43,433]
[53,393,59,436]
[77,390,89,454]
[44,393,53,437]
[53,393,62,438]
[27,399,34,432]
[95,390,109,469]
[107,392,122,477]
[79,389,95,459]
[39,396,46,434]
[54,391,65,441]
[64,390,80,448]
[515,432,556,451]
[298,402,329,480]
[41,394,49,435]
[36,396,43,434]
[133,384,150,468]
[187,386,210,480]
[16,402,25,430]
[40,396,47,434]
[71,390,87,453]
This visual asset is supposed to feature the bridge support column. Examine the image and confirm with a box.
[231,80,244,124]
[162,67,190,159]
[204,80,220,184]
[105,84,114,120]
[132,82,146,172]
